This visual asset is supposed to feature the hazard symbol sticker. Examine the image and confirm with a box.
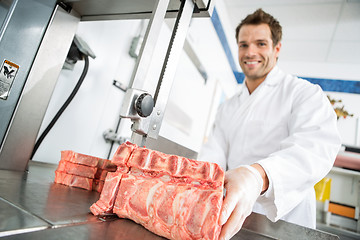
[0,59,19,100]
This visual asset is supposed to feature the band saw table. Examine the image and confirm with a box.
[0,161,339,240]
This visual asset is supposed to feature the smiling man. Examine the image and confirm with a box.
[198,9,341,240]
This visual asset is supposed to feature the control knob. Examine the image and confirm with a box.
[134,93,154,117]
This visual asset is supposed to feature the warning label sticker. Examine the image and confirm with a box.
[0,60,19,100]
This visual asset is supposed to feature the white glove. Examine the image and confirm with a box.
[218,165,263,240]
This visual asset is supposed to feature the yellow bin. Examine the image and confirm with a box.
[314,178,331,202]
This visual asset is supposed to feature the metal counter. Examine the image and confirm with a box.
[0,161,339,239]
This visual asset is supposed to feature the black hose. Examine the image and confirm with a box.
[31,55,89,159]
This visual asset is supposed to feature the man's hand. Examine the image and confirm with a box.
[218,165,264,240]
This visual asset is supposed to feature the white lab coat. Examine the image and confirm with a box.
[198,66,341,228]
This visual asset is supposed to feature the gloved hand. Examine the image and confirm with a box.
[218,165,263,240]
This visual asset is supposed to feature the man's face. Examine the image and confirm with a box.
[237,24,281,82]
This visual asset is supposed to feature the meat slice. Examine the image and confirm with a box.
[54,171,93,190]
[61,150,116,170]
[55,151,116,192]
[90,142,137,215]
[111,141,137,167]
[61,150,99,167]
[90,172,123,215]
[56,160,97,178]
[90,142,224,240]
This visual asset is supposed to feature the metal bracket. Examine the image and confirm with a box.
[120,88,144,120]
[120,88,153,136]
[112,80,127,92]
[103,129,128,145]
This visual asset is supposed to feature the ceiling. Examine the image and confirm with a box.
[222,0,360,65]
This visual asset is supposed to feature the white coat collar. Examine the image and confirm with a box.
[262,65,283,86]
[240,65,284,96]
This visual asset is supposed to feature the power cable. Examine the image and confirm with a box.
[31,55,89,159]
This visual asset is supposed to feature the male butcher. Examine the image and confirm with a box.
[198,8,341,240]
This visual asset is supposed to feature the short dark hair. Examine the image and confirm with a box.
[235,8,282,47]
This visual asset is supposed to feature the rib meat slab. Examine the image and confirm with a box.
[90,142,224,240]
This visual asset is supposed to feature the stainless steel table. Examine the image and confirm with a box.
[0,161,339,239]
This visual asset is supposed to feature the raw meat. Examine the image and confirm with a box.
[111,141,137,167]
[98,158,118,171]
[93,179,105,193]
[95,168,110,181]
[56,160,97,178]
[90,172,123,215]
[61,150,99,167]
[54,151,116,192]
[55,171,93,190]
[90,142,224,240]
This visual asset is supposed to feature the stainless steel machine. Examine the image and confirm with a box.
[0,0,213,171]
[0,0,79,170]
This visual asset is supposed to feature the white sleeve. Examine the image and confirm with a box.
[256,84,341,222]
[197,104,228,171]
